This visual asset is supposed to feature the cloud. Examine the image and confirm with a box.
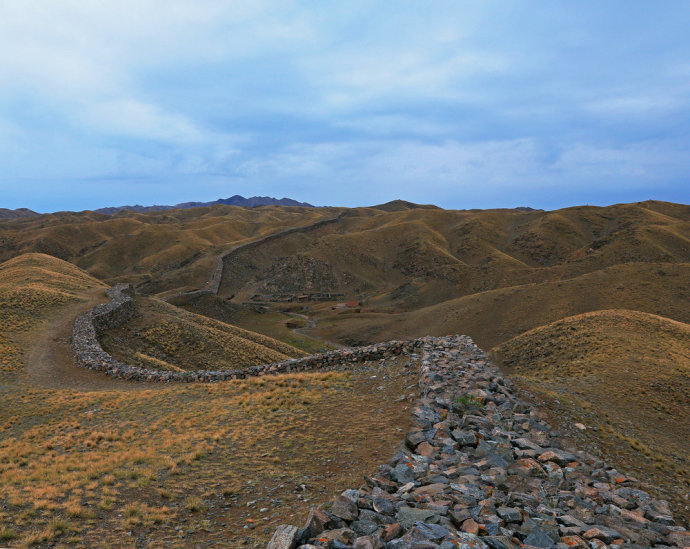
[0,1,688,210]
[83,99,205,143]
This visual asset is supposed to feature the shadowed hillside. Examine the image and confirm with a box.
[308,262,690,348]
[0,205,341,296]
[216,201,689,311]
[0,207,38,219]
[101,296,306,372]
[0,254,415,548]
[491,309,690,523]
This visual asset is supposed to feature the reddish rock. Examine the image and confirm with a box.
[316,528,356,545]
[561,535,588,548]
[461,518,480,535]
[382,522,403,542]
[416,441,434,456]
[583,526,622,543]
[412,483,447,497]
[619,508,649,525]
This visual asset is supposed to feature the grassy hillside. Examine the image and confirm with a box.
[217,201,689,309]
[491,309,690,523]
[0,252,415,548]
[0,253,105,372]
[101,297,306,372]
[0,206,340,295]
[308,262,689,348]
[0,357,416,548]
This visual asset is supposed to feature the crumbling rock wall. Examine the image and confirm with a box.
[72,283,426,383]
[267,336,688,549]
[71,287,688,548]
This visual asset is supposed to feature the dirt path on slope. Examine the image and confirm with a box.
[13,287,150,392]
[285,311,347,350]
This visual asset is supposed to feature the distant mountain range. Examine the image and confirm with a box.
[95,195,315,214]
[0,198,541,218]
[0,207,39,219]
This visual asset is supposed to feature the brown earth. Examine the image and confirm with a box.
[0,205,341,296]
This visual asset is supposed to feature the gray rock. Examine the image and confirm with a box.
[393,463,415,484]
[483,536,521,549]
[451,429,478,447]
[331,495,359,521]
[401,521,449,542]
[523,528,557,548]
[268,524,299,549]
[373,497,396,516]
[351,520,379,536]
[496,507,522,522]
[395,506,437,529]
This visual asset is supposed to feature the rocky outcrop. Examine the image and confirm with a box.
[268,336,688,549]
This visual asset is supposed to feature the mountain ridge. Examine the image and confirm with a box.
[0,207,39,219]
[95,195,315,214]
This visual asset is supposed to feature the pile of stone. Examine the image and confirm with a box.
[268,335,688,549]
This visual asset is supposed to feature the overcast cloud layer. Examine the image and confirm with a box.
[0,1,688,211]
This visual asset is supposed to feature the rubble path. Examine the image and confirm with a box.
[268,335,689,549]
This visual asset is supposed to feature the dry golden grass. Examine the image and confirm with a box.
[101,296,306,371]
[0,205,340,295]
[308,261,690,349]
[0,253,105,372]
[177,293,337,355]
[0,253,105,332]
[1,361,415,547]
[491,309,690,524]
[217,200,689,308]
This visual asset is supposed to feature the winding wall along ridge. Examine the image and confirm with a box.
[72,283,426,383]
[71,286,688,547]
[167,212,345,301]
[268,338,688,549]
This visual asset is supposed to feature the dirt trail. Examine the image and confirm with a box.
[285,311,346,349]
[14,287,150,392]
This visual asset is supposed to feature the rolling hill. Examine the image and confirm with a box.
[0,253,105,371]
[0,205,341,295]
[307,262,690,348]
[0,200,688,540]
[100,296,306,372]
[491,309,690,523]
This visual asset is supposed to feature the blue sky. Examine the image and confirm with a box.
[0,1,688,212]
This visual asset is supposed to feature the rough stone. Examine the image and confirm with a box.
[331,495,359,521]
[268,524,299,549]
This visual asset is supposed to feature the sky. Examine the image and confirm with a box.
[0,1,688,212]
